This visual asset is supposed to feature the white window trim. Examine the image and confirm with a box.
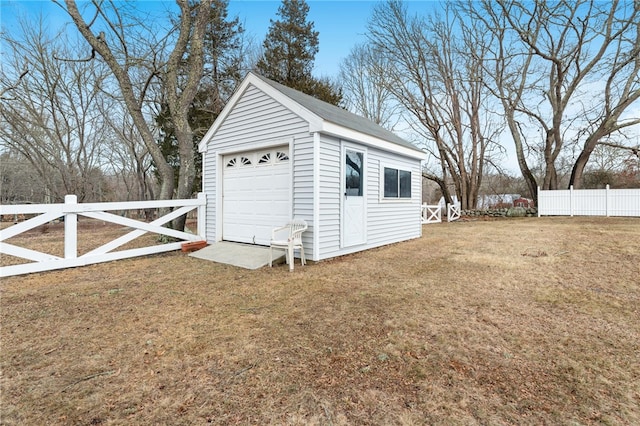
[216,137,292,156]
[379,162,413,203]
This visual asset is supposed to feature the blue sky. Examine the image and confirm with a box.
[1,0,437,77]
[229,0,379,77]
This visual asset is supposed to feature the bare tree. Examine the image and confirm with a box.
[1,19,110,202]
[367,1,501,209]
[0,150,48,204]
[57,0,212,229]
[156,0,246,196]
[339,43,400,130]
[459,1,539,200]
[469,0,640,196]
[0,69,29,101]
[101,107,156,202]
[568,1,640,187]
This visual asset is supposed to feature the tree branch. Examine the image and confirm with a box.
[0,68,29,100]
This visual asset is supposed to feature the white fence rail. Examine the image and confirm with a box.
[447,202,461,222]
[421,202,461,224]
[538,185,640,217]
[421,204,442,224]
[0,194,206,277]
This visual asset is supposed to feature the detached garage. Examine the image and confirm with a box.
[198,72,426,262]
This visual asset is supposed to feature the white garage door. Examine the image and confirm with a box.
[222,146,291,245]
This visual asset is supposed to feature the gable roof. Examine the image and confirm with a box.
[199,72,426,160]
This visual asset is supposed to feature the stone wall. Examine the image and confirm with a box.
[461,207,538,218]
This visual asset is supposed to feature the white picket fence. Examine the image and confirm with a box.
[538,185,640,217]
[0,194,207,277]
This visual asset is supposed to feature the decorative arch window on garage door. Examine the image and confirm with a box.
[258,153,271,164]
[256,150,289,165]
[226,156,252,168]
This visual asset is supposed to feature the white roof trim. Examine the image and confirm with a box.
[317,122,427,160]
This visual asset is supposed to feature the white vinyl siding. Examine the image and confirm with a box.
[213,85,307,148]
[316,136,422,260]
[292,134,315,258]
[203,149,217,242]
[202,84,315,258]
[317,138,341,256]
[366,151,422,245]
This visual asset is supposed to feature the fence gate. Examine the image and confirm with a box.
[447,203,461,222]
[421,204,442,224]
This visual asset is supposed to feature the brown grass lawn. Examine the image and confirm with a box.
[1,217,639,425]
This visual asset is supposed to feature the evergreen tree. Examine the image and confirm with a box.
[257,0,342,105]
[201,0,245,117]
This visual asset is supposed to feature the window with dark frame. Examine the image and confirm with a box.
[383,167,411,199]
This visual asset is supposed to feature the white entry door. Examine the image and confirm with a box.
[342,147,366,247]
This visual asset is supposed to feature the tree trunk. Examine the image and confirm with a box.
[423,172,452,206]
[63,0,175,202]
[165,0,211,231]
[506,114,538,203]
[569,120,616,189]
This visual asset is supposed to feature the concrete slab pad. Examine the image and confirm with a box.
[189,241,285,270]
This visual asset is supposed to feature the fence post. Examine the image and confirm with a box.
[64,195,78,259]
[197,192,207,240]
[570,185,574,217]
[537,186,541,217]
[606,184,610,217]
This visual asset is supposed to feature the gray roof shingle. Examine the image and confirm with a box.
[252,73,422,153]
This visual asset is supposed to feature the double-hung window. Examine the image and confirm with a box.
[383,167,411,199]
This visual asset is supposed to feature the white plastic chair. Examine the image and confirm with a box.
[269,219,307,271]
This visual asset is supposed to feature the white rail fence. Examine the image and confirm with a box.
[0,194,206,278]
[447,202,461,222]
[421,204,442,224]
[421,202,461,224]
[538,185,640,217]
